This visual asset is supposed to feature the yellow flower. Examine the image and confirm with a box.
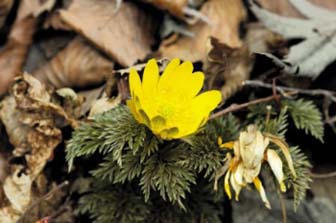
[218,125,296,209]
[127,58,222,140]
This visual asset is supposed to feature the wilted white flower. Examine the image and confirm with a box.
[218,125,296,209]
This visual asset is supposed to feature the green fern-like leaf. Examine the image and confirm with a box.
[208,113,240,141]
[91,151,143,184]
[66,106,147,169]
[284,146,312,211]
[78,183,150,223]
[283,99,324,141]
[264,107,288,138]
[140,143,196,208]
[187,135,223,178]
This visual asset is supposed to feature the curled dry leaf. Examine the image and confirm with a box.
[258,0,336,17]
[205,37,252,100]
[0,18,35,95]
[59,0,156,67]
[142,0,187,19]
[0,0,56,95]
[158,0,246,63]
[33,37,113,89]
[246,23,285,54]
[251,0,336,79]
[0,0,14,28]
[77,86,105,117]
[56,88,84,120]
[3,167,32,213]
[0,74,75,222]
[88,94,121,119]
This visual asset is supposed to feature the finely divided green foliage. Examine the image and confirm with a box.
[78,183,151,223]
[66,106,150,169]
[66,105,237,222]
[79,180,223,223]
[247,98,323,141]
[67,98,317,222]
[264,107,288,138]
[283,99,324,141]
[284,147,312,211]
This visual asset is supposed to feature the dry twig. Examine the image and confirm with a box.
[244,80,336,103]
[210,91,297,120]
[311,171,336,179]
[16,181,69,223]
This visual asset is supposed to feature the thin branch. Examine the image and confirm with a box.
[210,95,277,119]
[277,189,287,223]
[244,80,336,103]
[311,170,336,179]
[17,181,69,223]
[210,91,297,120]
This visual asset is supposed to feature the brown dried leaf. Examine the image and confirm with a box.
[205,37,252,100]
[88,94,121,119]
[0,166,32,222]
[158,0,246,62]
[33,37,113,89]
[59,0,156,67]
[0,18,35,95]
[17,0,55,20]
[0,0,56,95]
[0,0,14,28]
[43,12,72,30]
[246,23,286,54]
[143,0,188,18]
[77,86,105,117]
[3,167,32,213]
[0,74,74,222]
[258,0,336,17]
[0,97,29,148]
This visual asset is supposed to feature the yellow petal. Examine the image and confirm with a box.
[224,170,232,200]
[158,58,180,90]
[129,68,142,99]
[254,131,268,161]
[126,100,142,123]
[183,71,204,98]
[159,61,195,97]
[159,127,179,140]
[265,134,296,178]
[150,115,166,134]
[217,137,223,146]
[142,58,159,96]
[162,58,180,76]
[190,90,222,114]
[173,90,221,138]
[233,141,240,158]
[253,177,271,209]
[243,165,261,183]
[230,169,243,201]
[233,163,244,186]
[219,141,235,149]
[267,149,286,192]
[139,109,151,126]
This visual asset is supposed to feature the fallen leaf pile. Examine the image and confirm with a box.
[251,0,336,79]
[0,0,335,222]
[0,0,55,94]
[33,37,113,89]
[0,74,76,222]
[59,0,156,67]
[159,0,246,62]
[0,0,14,28]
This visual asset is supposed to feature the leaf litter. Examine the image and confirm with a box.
[0,0,335,222]
[250,0,336,79]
